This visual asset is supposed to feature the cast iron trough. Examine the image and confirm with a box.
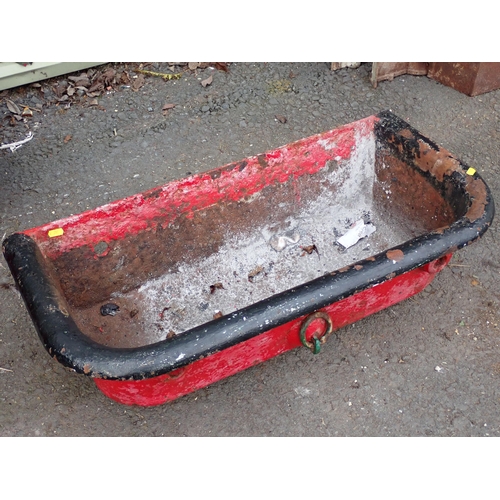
[2,112,494,406]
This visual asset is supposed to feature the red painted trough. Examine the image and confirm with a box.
[2,111,494,406]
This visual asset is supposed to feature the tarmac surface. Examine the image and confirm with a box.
[1,62,500,436]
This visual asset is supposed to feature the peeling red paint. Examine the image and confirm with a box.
[23,117,375,260]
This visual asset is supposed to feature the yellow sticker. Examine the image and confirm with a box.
[466,167,476,176]
[48,228,64,238]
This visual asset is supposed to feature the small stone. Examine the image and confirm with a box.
[100,303,120,316]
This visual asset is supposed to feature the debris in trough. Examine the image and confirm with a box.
[248,265,265,282]
[300,244,319,256]
[269,229,301,251]
[100,303,120,316]
[210,282,225,294]
[337,219,376,250]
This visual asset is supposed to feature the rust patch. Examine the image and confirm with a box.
[375,152,456,236]
[143,187,163,200]
[415,143,458,182]
[382,127,489,224]
[386,249,404,262]
[399,129,414,139]
[257,154,268,169]
[465,176,488,221]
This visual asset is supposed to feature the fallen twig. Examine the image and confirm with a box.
[0,131,33,152]
[135,69,182,80]
[0,367,13,373]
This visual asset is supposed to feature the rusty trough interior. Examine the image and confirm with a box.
[44,123,466,349]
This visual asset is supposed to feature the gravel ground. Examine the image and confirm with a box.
[1,62,500,436]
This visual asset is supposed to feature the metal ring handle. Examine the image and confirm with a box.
[299,311,333,354]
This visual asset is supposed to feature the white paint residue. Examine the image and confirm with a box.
[176,353,185,361]
[318,138,336,151]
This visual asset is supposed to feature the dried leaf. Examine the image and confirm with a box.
[300,244,318,256]
[89,98,99,106]
[88,81,104,93]
[213,311,223,319]
[67,86,75,96]
[188,62,200,70]
[53,84,66,98]
[6,99,21,115]
[166,330,176,339]
[162,103,176,111]
[201,74,213,87]
[63,134,72,143]
[117,71,130,85]
[132,74,145,91]
[275,114,287,124]
[30,82,42,88]
[248,265,264,282]
[22,107,33,117]
[159,306,170,319]
[210,282,225,294]
[74,77,90,87]
[102,68,117,85]
[471,278,480,286]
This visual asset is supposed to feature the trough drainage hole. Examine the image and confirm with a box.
[100,303,120,316]
[94,241,109,256]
